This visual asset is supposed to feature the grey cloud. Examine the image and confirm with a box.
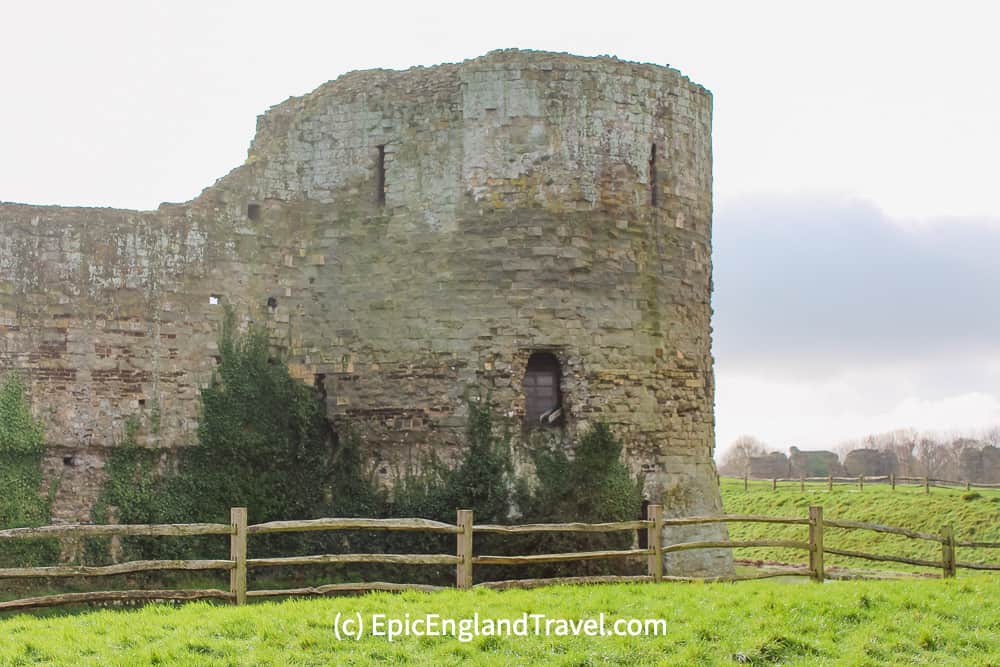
[711,194,1000,377]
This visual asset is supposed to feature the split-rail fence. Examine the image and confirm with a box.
[1,504,998,612]
[732,474,1000,493]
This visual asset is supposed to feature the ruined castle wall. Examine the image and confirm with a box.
[0,51,729,575]
[0,199,291,520]
[959,446,1000,484]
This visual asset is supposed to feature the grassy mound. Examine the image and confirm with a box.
[720,477,1000,574]
[1,578,998,665]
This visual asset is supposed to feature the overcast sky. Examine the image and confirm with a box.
[2,1,998,454]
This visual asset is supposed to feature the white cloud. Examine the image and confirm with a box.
[2,1,1000,219]
[712,194,1000,454]
[715,363,1000,454]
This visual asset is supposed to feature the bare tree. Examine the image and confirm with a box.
[719,435,768,476]
[863,428,918,476]
[914,435,958,479]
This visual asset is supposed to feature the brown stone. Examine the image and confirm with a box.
[0,50,728,575]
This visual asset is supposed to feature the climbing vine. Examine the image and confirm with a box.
[510,422,644,578]
[0,372,59,566]
[91,309,379,562]
[85,311,641,584]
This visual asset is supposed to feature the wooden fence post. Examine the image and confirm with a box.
[456,509,473,589]
[941,525,956,578]
[809,506,824,583]
[890,473,895,490]
[827,475,833,492]
[772,477,777,491]
[744,473,749,491]
[924,476,930,495]
[646,504,663,582]
[230,507,247,605]
[965,480,971,491]
[800,476,805,492]
[859,475,864,491]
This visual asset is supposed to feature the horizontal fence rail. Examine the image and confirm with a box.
[729,474,1000,493]
[246,554,461,568]
[1,500,998,611]
[473,520,651,533]
[0,522,233,540]
[661,514,810,526]
[247,517,462,535]
[472,549,653,566]
[0,559,235,579]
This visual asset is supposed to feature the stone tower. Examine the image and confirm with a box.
[0,50,730,575]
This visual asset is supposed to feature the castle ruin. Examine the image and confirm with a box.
[0,50,729,575]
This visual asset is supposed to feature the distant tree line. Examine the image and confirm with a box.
[719,427,1000,480]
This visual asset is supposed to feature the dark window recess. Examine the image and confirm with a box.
[63,455,75,467]
[247,203,261,220]
[522,352,563,426]
[266,296,278,312]
[138,399,146,407]
[638,499,651,548]
[375,145,386,206]
[649,143,658,208]
[314,374,327,401]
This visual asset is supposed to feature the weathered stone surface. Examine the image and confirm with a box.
[748,452,790,479]
[959,446,1000,483]
[843,448,897,477]
[0,50,729,575]
[788,446,842,477]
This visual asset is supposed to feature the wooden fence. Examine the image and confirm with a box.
[1,504,998,612]
[731,474,1000,493]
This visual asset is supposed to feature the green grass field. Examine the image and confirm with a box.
[1,577,998,665]
[1,477,998,664]
[720,477,1000,575]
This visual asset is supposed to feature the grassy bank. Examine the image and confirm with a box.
[720,477,1000,574]
[1,577,998,665]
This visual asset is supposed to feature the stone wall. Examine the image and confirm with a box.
[843,448,897,477]
[748,452,790,479]
[788,446,842,477]
[959,446,1000,484]
[0,50,729,575]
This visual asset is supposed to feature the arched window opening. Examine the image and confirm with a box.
[522,352,563,427]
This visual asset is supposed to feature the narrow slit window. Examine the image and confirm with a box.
[247,203,261,220]
[522,352,563,427]
[376,145,386,206]
[638,499,651,548]
[649,143,658,208]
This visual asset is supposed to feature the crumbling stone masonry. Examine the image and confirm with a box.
[748,452,791,480]
[959,446,1000,484]
[789,446,842,478]
[0,50,730,575]
[843,448,897,477]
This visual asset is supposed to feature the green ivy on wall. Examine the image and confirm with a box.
[0,372,59,566]
[91,309,379,563]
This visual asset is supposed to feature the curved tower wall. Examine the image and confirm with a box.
[0,50,729,574]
